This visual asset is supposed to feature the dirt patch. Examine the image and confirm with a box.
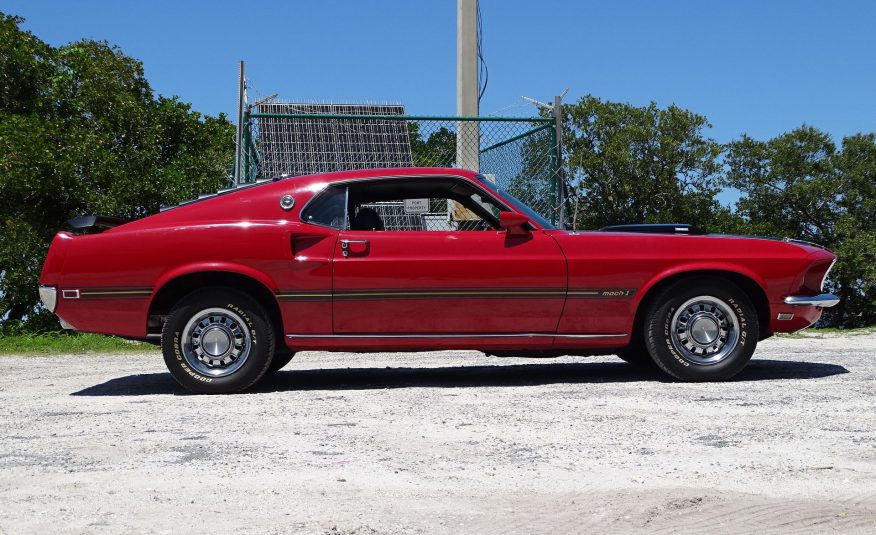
[1,334,875,533]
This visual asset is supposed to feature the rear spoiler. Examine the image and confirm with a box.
[599,223,706,235]
[68,215,131,232]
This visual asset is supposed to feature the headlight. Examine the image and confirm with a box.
[38,285,57,312]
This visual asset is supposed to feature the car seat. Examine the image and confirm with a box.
[350,207,385,231]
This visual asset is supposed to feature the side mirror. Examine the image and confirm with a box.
[499,211,531,236]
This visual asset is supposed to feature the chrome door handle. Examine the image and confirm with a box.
[340,239,369,257]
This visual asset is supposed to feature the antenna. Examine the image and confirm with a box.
[521,96,551,109]
[249,93,278,111]
[522,88,569,111]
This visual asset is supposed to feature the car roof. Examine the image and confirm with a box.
[292,167,478,183]
[161,167,479,212]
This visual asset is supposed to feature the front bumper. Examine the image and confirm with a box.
[784,293,840,308]
[770,293,839,333]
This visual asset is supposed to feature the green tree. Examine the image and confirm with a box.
[501,125,557,224]
[725,127,876,327]
[408,123,456,167]
[561,95,731,231]
[0,12,234,329]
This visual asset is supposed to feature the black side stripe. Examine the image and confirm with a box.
[275,289,333,302]
[275,288,636,302]
[334,289,566,301]
[567,289,636,299]
[76,287,153,300]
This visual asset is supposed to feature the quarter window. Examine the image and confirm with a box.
[301,186,346,229]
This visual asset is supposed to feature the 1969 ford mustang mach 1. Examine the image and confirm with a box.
[39,168,838,393]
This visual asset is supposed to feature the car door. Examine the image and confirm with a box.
[330,176,567,334]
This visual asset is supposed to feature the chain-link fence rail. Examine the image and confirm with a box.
[240,107,564,227]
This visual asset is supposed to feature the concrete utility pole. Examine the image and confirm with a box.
[456,0,479,171]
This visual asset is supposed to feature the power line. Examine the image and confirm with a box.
[477,2,488,106]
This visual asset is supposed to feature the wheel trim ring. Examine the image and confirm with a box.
[669,295,740,365]
[181,307,252,378]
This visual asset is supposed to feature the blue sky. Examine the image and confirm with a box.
[6,1,875,144]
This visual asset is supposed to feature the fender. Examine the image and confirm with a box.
[631,261,770,321]
[152,261,280,299]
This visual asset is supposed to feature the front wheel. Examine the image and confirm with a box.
[645,278,758,381]
[161,288,275,394]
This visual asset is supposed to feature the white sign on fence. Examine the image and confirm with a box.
[404,198,430,214]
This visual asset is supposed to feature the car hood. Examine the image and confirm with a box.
[549,229,833,257]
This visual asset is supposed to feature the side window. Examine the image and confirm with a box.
[348,178,506,232]
[301,186,346,229]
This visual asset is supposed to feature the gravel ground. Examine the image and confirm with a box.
[1,333,875,534]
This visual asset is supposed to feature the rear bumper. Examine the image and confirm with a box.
[784,293,840,308]
[38,285,77,331]
[38,285,57,312]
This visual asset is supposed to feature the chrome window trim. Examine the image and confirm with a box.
[297,173,519,232]
[343,184,349,230]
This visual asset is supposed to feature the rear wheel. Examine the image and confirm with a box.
[644,278,758,381]
[161,288,275,394]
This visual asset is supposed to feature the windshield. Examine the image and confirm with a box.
[476,176,556,230]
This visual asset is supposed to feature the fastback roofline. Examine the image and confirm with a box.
[158,167,475,212]
[159,176,285,212]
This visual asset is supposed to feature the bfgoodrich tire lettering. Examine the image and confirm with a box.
[644,278,758,381]
[161,287,275,394]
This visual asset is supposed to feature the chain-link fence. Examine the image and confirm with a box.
[240,107,563,226]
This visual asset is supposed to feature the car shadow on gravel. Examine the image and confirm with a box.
[71,359,849,396]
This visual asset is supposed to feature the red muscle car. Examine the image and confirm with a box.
[39,168,838,393]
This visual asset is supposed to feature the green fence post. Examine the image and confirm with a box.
[242,110,251,183]
[547,120,558,227]
[553,96,566,230]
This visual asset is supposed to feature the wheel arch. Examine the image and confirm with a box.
[148,266,283,342]
[630,268,771,344]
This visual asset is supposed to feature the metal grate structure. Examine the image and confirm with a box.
[252,103,412,178]
[357,201,491,232]
[240,104,565,226]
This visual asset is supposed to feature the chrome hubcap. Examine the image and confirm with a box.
[670,296,740,365]
[689,315,720,345]
[181,308,252,377]
[201,326,232,356]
